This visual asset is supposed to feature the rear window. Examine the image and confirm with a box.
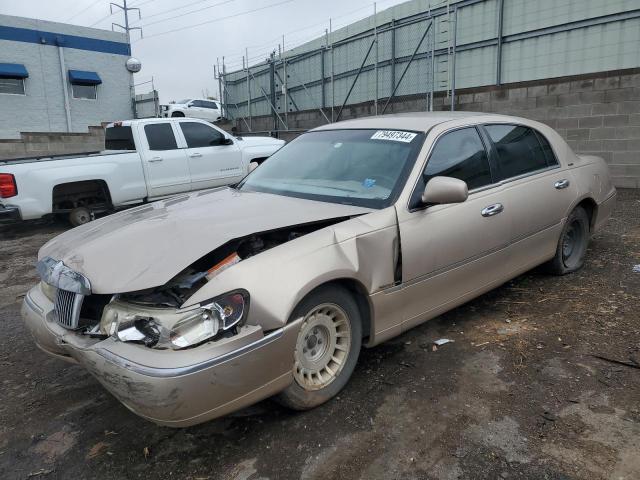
[105,126,135,150]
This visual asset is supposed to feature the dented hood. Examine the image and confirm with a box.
[39,187,372,294]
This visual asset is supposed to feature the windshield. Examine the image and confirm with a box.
[176,99,191,104]
[238,129,425,209]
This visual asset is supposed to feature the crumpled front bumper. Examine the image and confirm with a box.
[21,284,299,427]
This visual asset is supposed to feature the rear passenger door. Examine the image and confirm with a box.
[178,121,244,190]
[138,122,191,198]
[482,124,577,268]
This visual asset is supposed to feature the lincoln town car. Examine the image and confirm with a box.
[22,112,616,427]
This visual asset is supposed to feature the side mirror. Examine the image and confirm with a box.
[421,176,468,206]
[221,137,234,146]
[248,161,259,173]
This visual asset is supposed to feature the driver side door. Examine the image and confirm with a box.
[395,126,512,331]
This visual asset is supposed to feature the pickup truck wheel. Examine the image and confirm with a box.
[545,206,590,275]
[275,285,362,410]
[69,207,93,227]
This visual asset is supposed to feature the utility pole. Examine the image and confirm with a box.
[110,0,142,118]
[110,0,142,50]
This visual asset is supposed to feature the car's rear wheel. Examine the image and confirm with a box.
[545,206,590,274]
[171,111,185,117]
[275,285,362,410]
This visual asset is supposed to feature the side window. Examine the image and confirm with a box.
[144,123,178,150]
[485,124,549,179]
[535,131,559,167]
[180,122,225,148]
[191,100,203,107]
[204,101,218,109]
[105,126,135,150]
[411,127,492,208]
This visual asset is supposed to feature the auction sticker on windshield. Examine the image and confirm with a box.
[371,130,418,142]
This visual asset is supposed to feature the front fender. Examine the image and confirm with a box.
[184,208,398,331]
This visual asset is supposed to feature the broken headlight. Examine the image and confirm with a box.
[107,290,249,350]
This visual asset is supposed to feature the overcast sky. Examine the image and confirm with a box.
[0,0,408,103]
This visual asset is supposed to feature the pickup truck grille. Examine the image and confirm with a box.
[54,289,84,329]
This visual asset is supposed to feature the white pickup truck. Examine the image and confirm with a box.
[0,118,284,226]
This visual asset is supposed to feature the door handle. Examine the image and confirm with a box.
[481,203,504,217]
[148,156,163,163]
[554,179,570,189]
[189,152,203,158]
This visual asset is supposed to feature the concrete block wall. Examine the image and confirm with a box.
[0,126,104,161]
[235,68,640,188]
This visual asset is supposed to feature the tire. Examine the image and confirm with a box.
[69,207,92,227]
[275,285,362,410]
[545,206,590,275]
[171,111,185,117]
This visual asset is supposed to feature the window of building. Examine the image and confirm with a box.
[484,124,550,180]
[145,123,178,150]
[71,84,97,100]
[410,127,492,208]
[0,78,25,95]
[68,70,101,100]
[0,63,28,95]
[180,122,225,148]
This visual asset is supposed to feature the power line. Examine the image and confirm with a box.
[138,0,236,28]
[139,0,297,41]
[134,0,236,23]
[65,0,104,22]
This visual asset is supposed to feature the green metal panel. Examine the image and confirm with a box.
[222,0,640,120]
[503,0,640,36]
[501,17,640,82]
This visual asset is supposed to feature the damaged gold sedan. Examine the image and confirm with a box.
[22,113,616,427]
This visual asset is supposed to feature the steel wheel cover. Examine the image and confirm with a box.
[293,303,352,391]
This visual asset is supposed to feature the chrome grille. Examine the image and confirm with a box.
[54,289,84,329]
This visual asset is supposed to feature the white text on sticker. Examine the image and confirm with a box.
[371,130,417,143]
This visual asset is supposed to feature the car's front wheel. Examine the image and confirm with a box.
[546,205,590,274]
[275,285,362,410]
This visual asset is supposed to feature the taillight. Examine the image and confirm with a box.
[0,174,17,198]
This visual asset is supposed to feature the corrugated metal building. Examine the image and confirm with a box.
[221,0,640,187]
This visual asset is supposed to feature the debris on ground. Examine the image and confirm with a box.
[26,469,54,478]
[86,442,110,460]
[591,354,640,370]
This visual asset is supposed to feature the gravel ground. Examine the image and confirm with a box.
[0,189,639,480]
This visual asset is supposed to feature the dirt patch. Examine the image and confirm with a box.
[0,190,639,480]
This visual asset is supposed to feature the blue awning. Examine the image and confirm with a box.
[0,63,28,78]
[68,70,102,85]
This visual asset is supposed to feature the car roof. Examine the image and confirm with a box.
[311,111,513,133]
